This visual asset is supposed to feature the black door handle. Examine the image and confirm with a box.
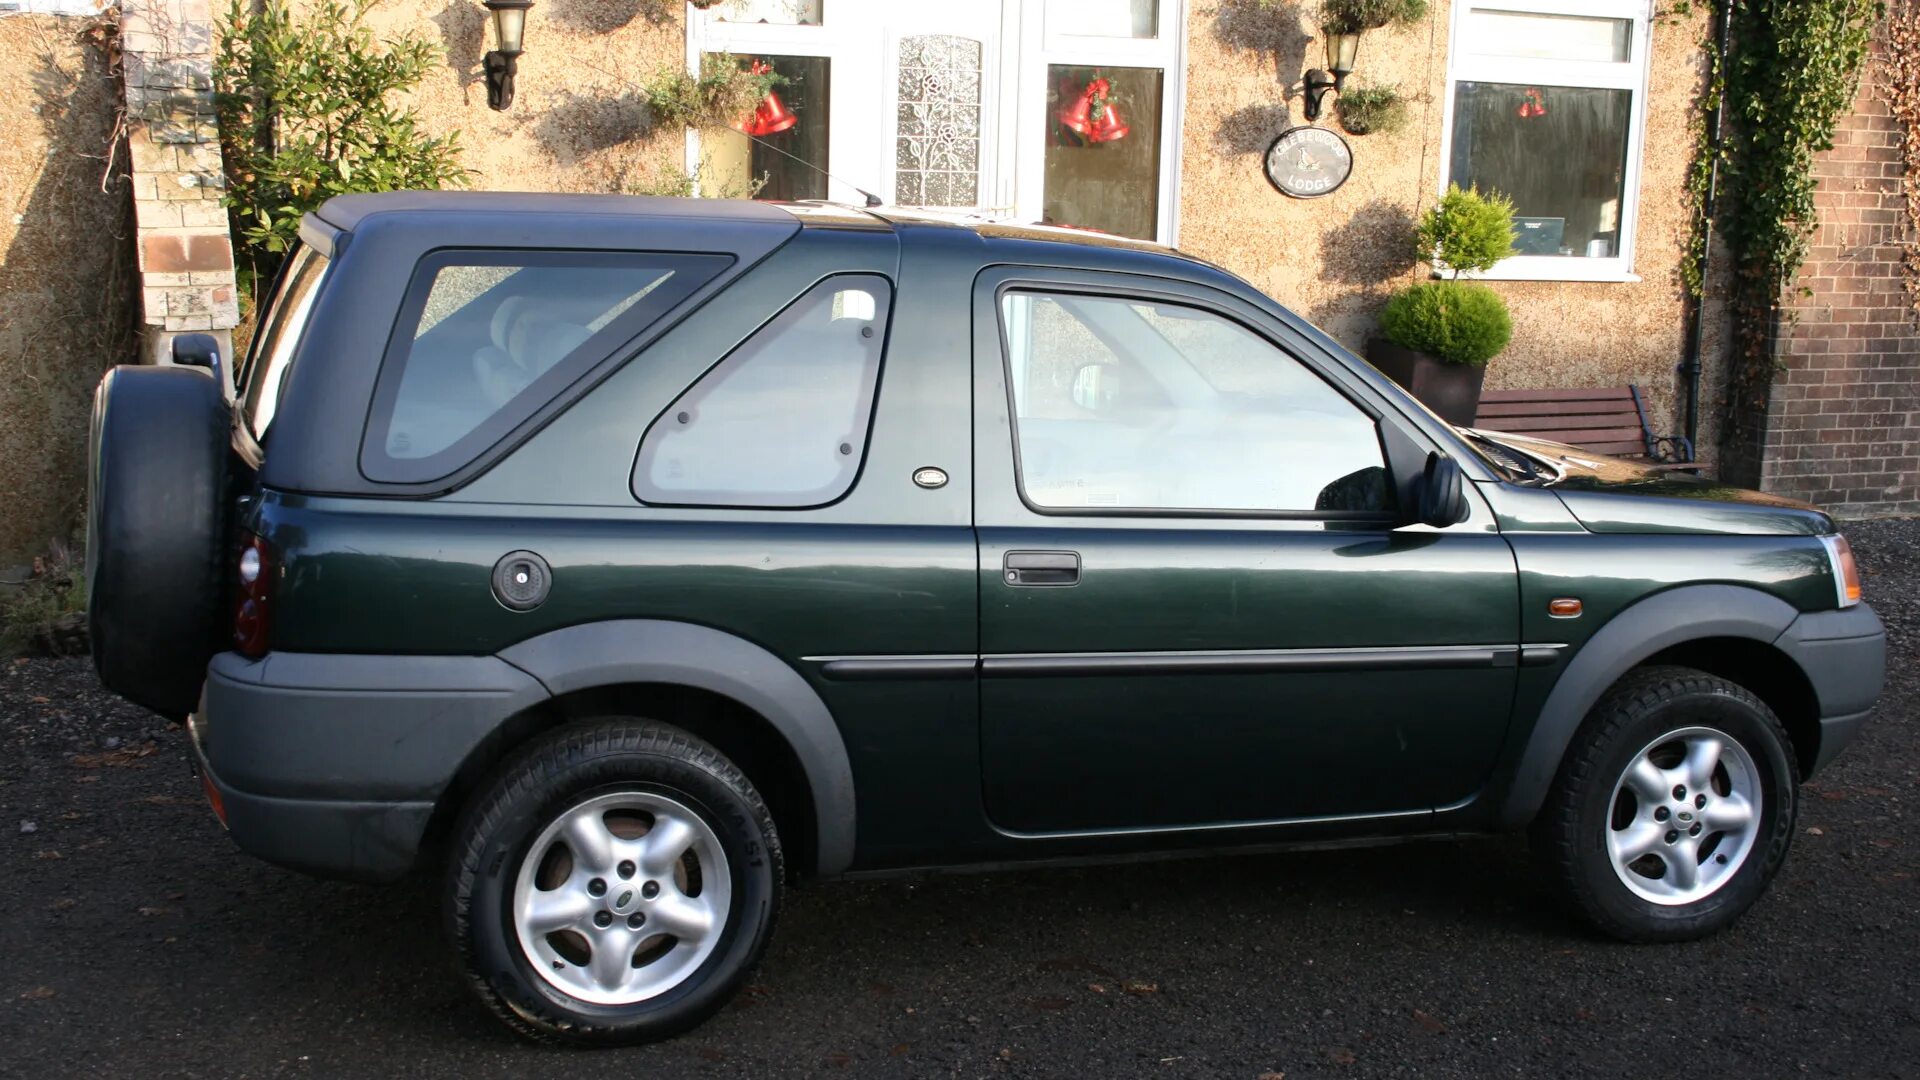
[1003,550,1080,587]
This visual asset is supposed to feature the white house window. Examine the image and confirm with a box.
[1439,0,1652,281]
[706,0,822,27]
[690,0,1186,244]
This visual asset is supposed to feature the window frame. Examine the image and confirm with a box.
[631,272,896,510]
[1436,0,1654,282]
[359,247,732,485]
[993,282,1396,523]
[236,245,329,442]
[685,0,1188,244]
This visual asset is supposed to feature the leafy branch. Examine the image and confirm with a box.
[214,0,469,265]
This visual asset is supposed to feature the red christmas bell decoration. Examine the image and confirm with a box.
[1087,95,1129,143]
[1515,86,1547,119]
[1057,79,1096,137]
[1058,77,1128,144]
[735,60,798,137]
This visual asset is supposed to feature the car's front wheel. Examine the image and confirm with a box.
[1534,665,1798,942]
[448,718,782,1044]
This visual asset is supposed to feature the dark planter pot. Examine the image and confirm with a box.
[1366,338,1486,427]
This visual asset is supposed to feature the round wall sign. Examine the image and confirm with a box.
[1264,126,1353,199]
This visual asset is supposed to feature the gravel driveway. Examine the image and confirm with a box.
[3,521,1917,1079]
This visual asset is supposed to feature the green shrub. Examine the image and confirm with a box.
[1380,280,1512,366]
[1336,84,1408,135]
[1321,0,1429,33]
[1,536,87,657]
[1414,183,1516,276]
[215,0,469,263]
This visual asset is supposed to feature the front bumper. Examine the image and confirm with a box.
[1776,603,1887,775]
[190,651,549,881]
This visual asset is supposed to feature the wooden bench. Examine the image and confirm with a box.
[1474,386,1693,463]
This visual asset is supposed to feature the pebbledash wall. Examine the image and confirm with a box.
[0,2,137,568]
[104,0,1917,520]
[285,0,1736,464]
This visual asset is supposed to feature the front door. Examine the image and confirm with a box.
[688,0,1184,241]
[972,267,1522,834]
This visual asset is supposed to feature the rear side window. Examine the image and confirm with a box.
[239,245,328,439]
[362,250,730,484]
[633,274,892,508]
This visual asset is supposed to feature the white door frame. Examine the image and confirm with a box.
[685,0,1186,244]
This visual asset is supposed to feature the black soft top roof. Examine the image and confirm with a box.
[313,190,798,233]
[307,191,1217,271]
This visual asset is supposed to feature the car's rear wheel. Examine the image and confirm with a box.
[448,718,782,1044]
[1533,665,1798,942]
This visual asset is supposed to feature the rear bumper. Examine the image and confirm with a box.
[1776,603,1886,775]
[190,651,548,882]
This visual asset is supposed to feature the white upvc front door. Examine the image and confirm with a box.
[688,0,1185,244]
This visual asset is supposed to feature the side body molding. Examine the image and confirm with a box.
[1497,584,1802,828]
[498,620,858,876]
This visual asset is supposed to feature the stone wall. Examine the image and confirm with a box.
[0,10,137,566]
[1759,35,1920,517]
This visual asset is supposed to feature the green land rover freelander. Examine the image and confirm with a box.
[85,193,1885,1044]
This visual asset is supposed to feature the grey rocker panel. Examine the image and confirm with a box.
[1496,584,1807,828]
[497,619,859,876]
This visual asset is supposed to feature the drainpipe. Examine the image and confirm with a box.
[1678,0,1733,453]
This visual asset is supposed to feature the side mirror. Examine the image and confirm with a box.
[1414,452,1469,527]
[171,333,230,401]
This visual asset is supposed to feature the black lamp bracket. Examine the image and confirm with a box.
[1302,69,1339,122]
[485,50,520,112]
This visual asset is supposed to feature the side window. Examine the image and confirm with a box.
[238,245,328,439]
[634,274,892,508]
[1000,290,1390,515]
[362,250,731,484]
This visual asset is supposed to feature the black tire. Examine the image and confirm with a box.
[448,718,783,1045]
[86,364,233,717]
[1533,665,1799,943]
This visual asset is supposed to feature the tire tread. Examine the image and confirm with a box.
[1532,664,1798,943]
[447,717,783,1045]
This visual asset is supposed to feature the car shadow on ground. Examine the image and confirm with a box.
[217,826,1566,1045]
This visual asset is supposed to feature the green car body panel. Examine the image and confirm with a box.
[179,193,1878,883]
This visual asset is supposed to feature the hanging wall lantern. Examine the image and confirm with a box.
[733,60,798,137]
[482,0,533,112]
[1302,27,1362,122]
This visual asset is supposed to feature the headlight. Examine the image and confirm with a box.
[1819,534,1861,608]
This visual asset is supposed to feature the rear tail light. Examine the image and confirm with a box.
[200,770,228,828]
[233,533,275,657]
[1820,534,1862,609]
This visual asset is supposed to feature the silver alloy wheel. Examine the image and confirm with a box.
[1605,725,1761,906]
[512,791,732,1006]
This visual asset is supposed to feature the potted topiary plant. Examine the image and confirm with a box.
[1367,183,1516,425]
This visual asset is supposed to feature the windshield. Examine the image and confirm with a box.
[237,246,329,440]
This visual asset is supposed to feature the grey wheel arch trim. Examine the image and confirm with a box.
[1497,584,1802,829]
[497,620,857,877]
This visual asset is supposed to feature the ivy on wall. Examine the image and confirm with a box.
[1885,0,1920,314]
[1680,0,1879,463]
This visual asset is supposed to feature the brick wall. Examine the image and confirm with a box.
[1761,40,1920,517]
[121,0,238,360]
